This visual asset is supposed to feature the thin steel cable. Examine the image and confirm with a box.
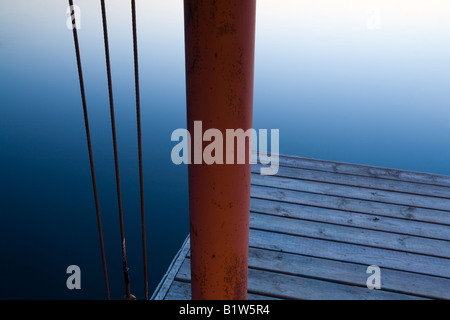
[100,0,132,299]
[131,0,149,300]
[68,0,110,300]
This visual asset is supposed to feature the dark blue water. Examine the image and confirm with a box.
[1,0,449,299]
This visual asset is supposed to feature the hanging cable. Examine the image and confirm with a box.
[100,0,133,299]
[68,0,110,300]
[131,0,149,300]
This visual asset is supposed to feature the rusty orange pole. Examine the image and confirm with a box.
[184,0,256,300]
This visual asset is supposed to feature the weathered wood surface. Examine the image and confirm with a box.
[153,154,450,300]
[255,153,450,187]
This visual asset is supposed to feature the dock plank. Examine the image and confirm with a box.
[252,164,450,199]
[182,247,450,299]
[255,153,450,187]
[251,185,450,225]
[165,281,281,300]
[247,247,450,299]
[251,174,450,211]
[176,259,426,300]
[249,229,450,278]
[250,198,450,241]
[151,237,190,300]
[153,155,450,300]
[249,212,450,258]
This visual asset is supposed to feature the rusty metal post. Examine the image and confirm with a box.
[184,0,256,300]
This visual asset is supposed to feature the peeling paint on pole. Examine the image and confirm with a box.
[184,0,256,300]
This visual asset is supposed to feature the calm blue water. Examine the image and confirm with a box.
[0,0,449,299]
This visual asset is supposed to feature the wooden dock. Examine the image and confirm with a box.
[152,154,450,300]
